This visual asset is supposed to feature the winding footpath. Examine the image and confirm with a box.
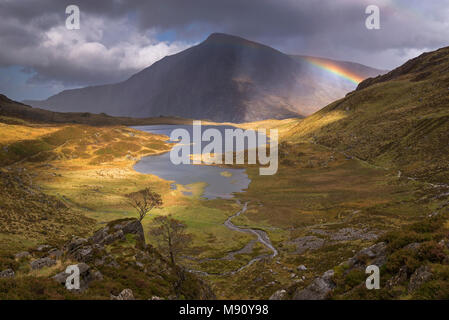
[189,200,278,276]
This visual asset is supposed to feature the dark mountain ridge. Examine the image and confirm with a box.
[26,33,384,122]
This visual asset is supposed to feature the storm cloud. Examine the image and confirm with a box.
[1,0,448,100]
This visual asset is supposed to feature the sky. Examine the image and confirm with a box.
[0,0,448,101]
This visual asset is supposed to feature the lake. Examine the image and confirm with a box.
[132,124,260,199]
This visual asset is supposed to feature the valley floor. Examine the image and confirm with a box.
[1,117,448,299]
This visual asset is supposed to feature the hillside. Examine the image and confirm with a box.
[25,33,384,123]
[0,114,214,299]
[0,94,192,126]
[286,46,449,183]
[1,46,449,300]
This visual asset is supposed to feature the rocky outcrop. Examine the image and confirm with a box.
[60,219,144,264]
[7,218,214,300]
[30,257,56,270]
[111,289,135,300]
[293,270,335,300]
[290,242,387,300]
[269,289,287,300]
[89,219,145,245]
[346,242,387,268]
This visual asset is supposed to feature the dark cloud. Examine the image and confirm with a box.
[0,0,448,99]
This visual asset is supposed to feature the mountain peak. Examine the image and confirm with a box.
[203,32,266,48]
[206,32,245,42]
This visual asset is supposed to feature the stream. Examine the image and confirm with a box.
[132,124,278,276]
[188,200,278,276]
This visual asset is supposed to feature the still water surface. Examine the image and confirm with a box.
[132,124,257,199]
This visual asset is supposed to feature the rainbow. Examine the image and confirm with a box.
[303,56,364,85]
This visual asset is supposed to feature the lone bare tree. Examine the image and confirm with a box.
[149,215,192,265]
[125,187,162,221]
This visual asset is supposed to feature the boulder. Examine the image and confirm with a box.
[0,269,15,278]
[111,288,135,300]
[121,220,145,242]
[408,266,433,293]
[347,242,387,268]
[297,265,307,271]
[30,257,56,270]
[293,270,335,300]
[269,289,287,300]
[52,263,100,291]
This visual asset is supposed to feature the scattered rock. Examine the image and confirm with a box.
[290,236,325,254]
[408,266,433,292]
[30,257,56,270]
[330,228,378,241]
[14,251,30,259]
[311,227,378,241]
[150,296,164,300]
[297,265,307,271]
[111,288,135,300]
[0,269,15,278]
[269,289,287,300]
[293,270,335,300]
[36,244,52,252]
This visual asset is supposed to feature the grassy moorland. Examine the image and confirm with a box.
[287,46,449,184]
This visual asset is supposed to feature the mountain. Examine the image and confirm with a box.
[25,33,384,122]
[286,45,449,183]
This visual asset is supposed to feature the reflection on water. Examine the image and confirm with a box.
[132,125,254,200]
